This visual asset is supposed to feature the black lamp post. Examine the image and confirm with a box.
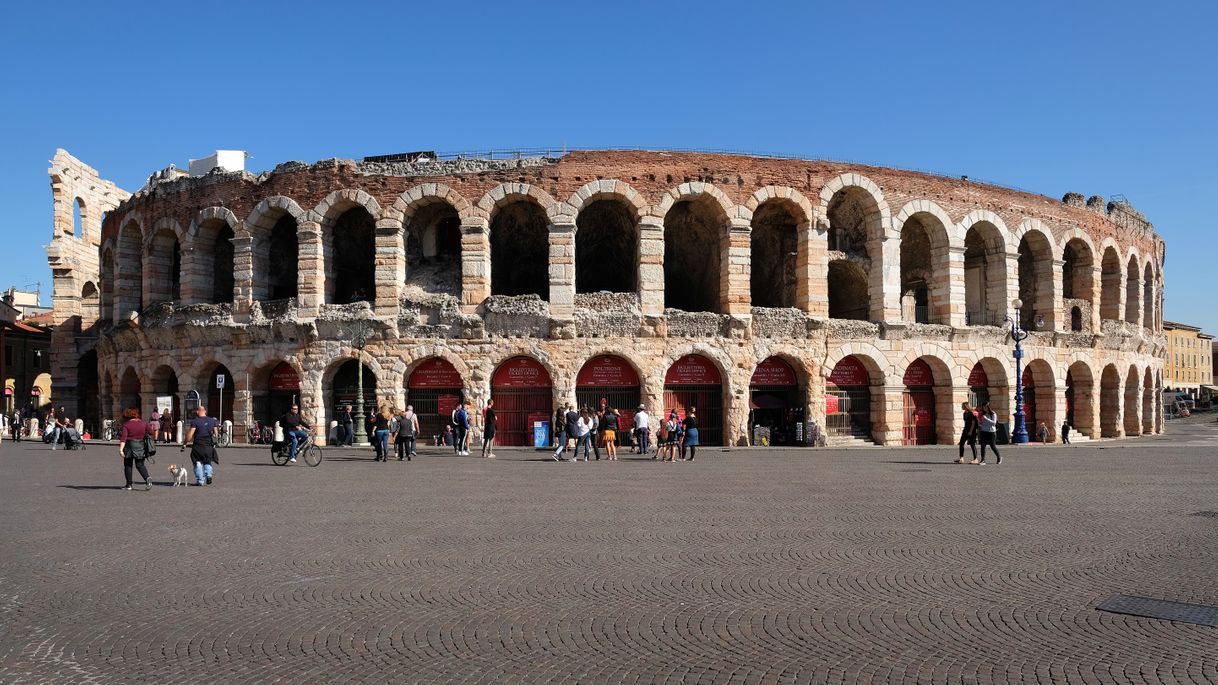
[346,312,374,445]
[1003,298,1044,444]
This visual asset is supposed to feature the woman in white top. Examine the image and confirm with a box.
[575,410,594,461]
[976,403,1002,465]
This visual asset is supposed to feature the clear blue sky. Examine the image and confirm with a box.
[2,0,1215,331]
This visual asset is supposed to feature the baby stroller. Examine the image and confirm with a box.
[63,426,85,450]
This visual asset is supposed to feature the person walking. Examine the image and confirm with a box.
[397,405,419,460]
[1037,421,1050,444]
[481,399,497,459]
[682,407,700,462]
[11,409,21,443]
[338,405,355,446]
[589,407,602,461]
[564,404,579,455]
[372,406,392,462]
[574,409,594,461]
[1061,421,1071,444]
[603,407,620,460]
[634,405,651,457]
[955,402,978,464]
[975,403,1001,465]
[159,408,174,444]
[117,407,153,491]
[552,406,568,461]
[184,405,220,486]
[455,402,471,456]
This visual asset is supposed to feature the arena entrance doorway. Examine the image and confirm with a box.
[968,363,990,409]
[575,355,640,446]
[491,356,552,446]
[205,365,235,425]
[265,362,299,426]
[826,356,871,440]
[902,359,936,445]
[1021,366,1037,438]
[407,358,465,445]
[749,357,805,446]
[329,360,377,432]
[663,354,723,446]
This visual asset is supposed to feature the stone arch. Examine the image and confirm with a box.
[99,241,115,319]
[744,186,815,225]
[1123,363,1142,436]
[316,190,381,305]
[896,347,956,444]
[388,183,476,224]
[652,181,738,222]
[1015,221,1055,328]
[488,193,551,300]
[474,183,558,221]
[144,217,184,305]
[822,343,892,382]
[895,204,953,324]
[1060,229,1096,301]
[562,180,649,225]
[1065,359,1095,438]
[1141,366,1155,435]
[963,351,1012,423]
[1142,261,1154,331]
[750,198,805,308]
[116,214,145,315]
[119,366,142,411]
[1100,364,1122,437]
[654,343,736,397]
[1021,358,1057,441]
[185,207,239,305]
[401,346,476,391]
[817,173,892,240]
[1124,253,1141,324]
[246,195,308,232]
[661,190,730,313]
[246,197,308,303]
[1100,242,1123,322]
[72,197,86,239]
[574,190,641,295]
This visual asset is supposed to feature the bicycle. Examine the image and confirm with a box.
[101,423,117,441]
[217,424,232,447]
[246,422,274,445]
[271,430,322,467]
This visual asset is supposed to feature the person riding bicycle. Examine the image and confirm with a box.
[280,404,312,463]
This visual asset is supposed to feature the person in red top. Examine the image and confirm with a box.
[118,407,153,491]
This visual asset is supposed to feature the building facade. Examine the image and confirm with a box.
[1,309,52,416]
[1162,321,1213,404]
[46,149,1167,446]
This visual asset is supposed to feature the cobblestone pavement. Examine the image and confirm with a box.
[1,422,1216,684]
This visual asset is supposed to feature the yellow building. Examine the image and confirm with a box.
[1163,321,1213,403]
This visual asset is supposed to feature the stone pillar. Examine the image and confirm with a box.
[235,388,252,442]
[1001,250,1020,323]
[799,223,826,316]
[877,384,904,446]
[549,221,576,320]
[296,220,323,316]
[232,230,254,318]
[723,218,751,316]
[872,237,901,323]
[1052,380,1068,442]
[638,217,665,318]
[724,367,750,447]
[1127,277,1143,328]
[945,246,966,327]
[460,218,490,314]
[1087,265,1102,333]
[944,384,969,445]
[374,218,403,317]
[1047,258,1064,331]
[1123,378,1142,436]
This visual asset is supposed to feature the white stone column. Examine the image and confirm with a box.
[549,221,576,320]
[231,230,253,317]
[872,237,901,323]
[638,217,665,318]
[374,218,403,317]
[296,220,323,316]
[1047,258,1064,331]
[460,218,490,314]
[945,246,966,327]
[723,218,751,316]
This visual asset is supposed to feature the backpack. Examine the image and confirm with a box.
[658,420,670,440]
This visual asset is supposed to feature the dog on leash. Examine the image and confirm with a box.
[168,464,189,487]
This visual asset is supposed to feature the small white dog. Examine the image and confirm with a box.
[168,464,188,487]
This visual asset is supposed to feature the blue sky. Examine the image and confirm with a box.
[1,0,1215,332]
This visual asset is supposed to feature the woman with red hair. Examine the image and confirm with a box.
[118,407,153,490]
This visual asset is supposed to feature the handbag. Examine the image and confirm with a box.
[143,432,157,460]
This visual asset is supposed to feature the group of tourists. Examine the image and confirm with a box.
[956,402,1002,465]
[550,403,701,462]
[0,406,81,449]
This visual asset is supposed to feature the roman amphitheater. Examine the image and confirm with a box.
[45,148,1165,447]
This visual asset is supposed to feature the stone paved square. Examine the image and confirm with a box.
[1,423,1216,684]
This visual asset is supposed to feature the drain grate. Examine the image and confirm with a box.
[1190,511,1218,519]
[1097,595,1218,628]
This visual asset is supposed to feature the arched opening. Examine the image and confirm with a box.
[827,260,869,320]
[968,359,1010,423]
[901,358,939,445]
[407,358,465,444]
[1124,256,1140,324]
[204,364,235,425]
[1017,231,1053,327]
[491,356,553,446]
[1100,247,1121,321]
[664,197,725,312]
[490,200,550,300]
[749,357,806,446]
[1123,365,1141,436]
[327,206,376,304]
[1070,306,1083,332]
[1142,368,1154,435]
[151,365,180,430]
[1061,239,1094,301]
[1142,263,1154,330]
[663,354,724,445]
[73,198,84,238]
[80,281,99,321]
[77,350,98,433]
[749,201,799,308]
[964,222,1007,325]
[100,248,114,319]
[251,361,300,430]
[826,355,877,441]
[328,360,378,435]
[119,367,141,412]
[899,214,948,324]
[1065,362,1095,438]
[405,202,462,297]
[266,215,300,301]
[117,220,144,314]
[192,219,235,304]
[576,355,641,448]
[1021,360,1056,442]
[576,199,638,294]
[146,228,181,304]
[1100,365,1121,437]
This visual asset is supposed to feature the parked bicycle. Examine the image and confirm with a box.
[271,429,322,467]
[246,421,275,445]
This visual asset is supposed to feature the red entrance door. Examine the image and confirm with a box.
[491,356,552,446]
[902,359,936,445]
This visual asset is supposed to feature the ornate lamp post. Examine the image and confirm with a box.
[346,312,375,445]
[1003,298,1044,444]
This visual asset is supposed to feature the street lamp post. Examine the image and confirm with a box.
[346,313,375,445]
[1003,298,1044,444]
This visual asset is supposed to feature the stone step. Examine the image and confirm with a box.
[826,434,878,447]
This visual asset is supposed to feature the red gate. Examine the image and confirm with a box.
[491,356,552,446]
[902,359,936,445]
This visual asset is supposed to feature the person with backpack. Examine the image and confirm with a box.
[118,407,154,491]
[658,411,676,462]
[552,406,569,461]
[394,405,419,460]
[185,404,220,485]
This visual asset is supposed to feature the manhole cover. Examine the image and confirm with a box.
[1190,511,1218,519]
[1097,595,1218,628]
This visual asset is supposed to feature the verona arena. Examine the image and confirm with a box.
[45,149,1166,447]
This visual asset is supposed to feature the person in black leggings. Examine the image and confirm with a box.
[976,403,1001,465]
[118,407,153,490]
[956,402,978,463]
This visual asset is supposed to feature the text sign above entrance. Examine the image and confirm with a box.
[576,355,639,387]
[751,357,797,386]
[409,358,463,389]
[664,355,721,386]
[268,362,300,391]
[492,356,552,389]
[828,356,869,387]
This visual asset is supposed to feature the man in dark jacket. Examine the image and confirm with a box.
[338,405,354,446]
